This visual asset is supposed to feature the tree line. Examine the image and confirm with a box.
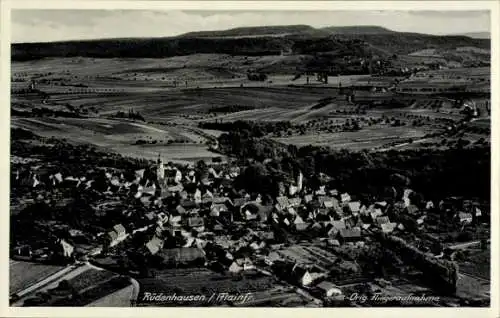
[217,131,490,202]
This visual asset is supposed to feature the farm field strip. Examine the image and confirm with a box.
[273,125,431,148]
[11,264,88,306]
[9,260,67,295]
[11,116,222,162]
[86,284,135,307]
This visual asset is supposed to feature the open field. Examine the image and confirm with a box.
[11,117,223,163]
[277,244,339,271]
[456,273,490,302]
[11,262,135,307]
[11,55,311,93]
[9,260,66,294]
[86,284,135,307]
[13,86,336,118]
[198,103,339,123]
[457,248,490,280]
[274,125,434,149]
[11,55,489,155]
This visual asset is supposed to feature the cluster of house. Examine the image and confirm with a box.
[11,153,486,299]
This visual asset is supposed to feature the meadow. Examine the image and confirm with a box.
[9,260,66,294]
[11,54,490,160]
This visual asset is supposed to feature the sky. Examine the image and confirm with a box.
[11,10,491,43]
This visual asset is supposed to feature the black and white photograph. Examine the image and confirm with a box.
[3,1,498,313]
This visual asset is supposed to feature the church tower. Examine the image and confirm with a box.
[156,153,164,180]
[297,171,303,192]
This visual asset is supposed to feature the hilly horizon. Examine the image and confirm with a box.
[13,24,464,45]
[450,32,490,39]
[11,24,490,61]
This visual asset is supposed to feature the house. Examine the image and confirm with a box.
[169,215,182,227]
[265,251,282,265]
[406,205,419,215]
[327,220,346,237]
[113,224,127,239]
[213,196,232,205]
[283,218,291,226]
[176,205,187,215]
[317,196,329,207]
[375,201,387,208]
[370,209,384,221]
[294,215,308,231]
[347,201,361,214]
[343,216,358,229]
[381,222,397,234]
[474,207,482,217]
[276,196,290,210]
[194,189,202,203]
[183,237,196,248]
[54,172,63,183]
[458,212,473,224]
[426,201,434,210]
[208,167,221,179]
[249,241,261,250]
[338,228,362,243]
[107,231,119,246]
[202,190,214,203]
[315,185,326,195]
[140,196,151,206]
[287,207,297,216]
[135,169,145,180]
[341,193,351,203]
[304,194,314,203]
[242,202,265,221]
[324,200,335,209]
[179,190,189,200]
[289,197,302,208]
[376,216,390,226]
[327,239,340,247]
[316,281,343,298]
[172,169,183,183]
[188,217,204,228]
[180,199,198,210]
[210,203,228,217]
[292,265,314,286]
[60,239,74,258]
[307,222,321,232]
[403,189,413,204]
[68,229,84,237]
[145,236,164,255]
[229,258,245,273]
[167,184,184,193]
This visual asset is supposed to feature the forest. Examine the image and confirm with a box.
[217,131,490,202]
[12,31,489,61]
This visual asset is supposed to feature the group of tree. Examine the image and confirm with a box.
[31,107,83,119]
[246,72,268,81]
[216,130,490,202]
[114,109,145,122]
[208,105,255,113]
[199,120,293,138]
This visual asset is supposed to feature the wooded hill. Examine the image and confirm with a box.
[12,25,489,61]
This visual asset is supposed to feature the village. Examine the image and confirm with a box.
[9,135,491,307]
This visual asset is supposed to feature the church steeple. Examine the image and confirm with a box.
[156,153,164,179]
